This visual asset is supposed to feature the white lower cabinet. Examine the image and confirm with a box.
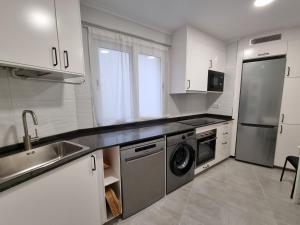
[195,121,232,175]
[275,124,300,169]
[215,122,232,163]
[0,154,103,225]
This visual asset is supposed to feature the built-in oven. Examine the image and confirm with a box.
[207,70,224,92]
[196,129,217,167]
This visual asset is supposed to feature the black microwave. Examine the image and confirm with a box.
[207,70,224,92]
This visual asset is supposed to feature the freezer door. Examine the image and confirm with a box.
[235,124,278,167]
[239,57,286,126]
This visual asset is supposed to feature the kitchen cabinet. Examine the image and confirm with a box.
[0,0,84,77]
[286,40,300,77]
[0,154,102,225]
[280,78,300,125]
[275,124,300,169]
[101,147,122,222]
[216,122,232,163]
[0,0,60,71]
[55,0,84,75]
[243,41,287,60]
[170,26,226,93]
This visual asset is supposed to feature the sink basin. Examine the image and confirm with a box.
[0,141,89,184]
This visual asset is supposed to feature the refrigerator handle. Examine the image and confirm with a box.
[281,114,285,123]
[280,125,283,134]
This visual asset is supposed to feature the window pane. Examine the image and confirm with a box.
[138,54,162,119]
[97,48,133,125]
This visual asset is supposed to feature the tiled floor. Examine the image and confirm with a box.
[112,158,300,225]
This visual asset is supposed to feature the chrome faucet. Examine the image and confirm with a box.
[22,110,39,150]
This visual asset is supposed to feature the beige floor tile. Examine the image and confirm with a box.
[113,159,300,225]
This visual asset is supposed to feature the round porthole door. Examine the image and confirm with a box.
[170,143,195,176]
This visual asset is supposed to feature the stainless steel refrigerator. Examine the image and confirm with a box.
[236,57,286,167]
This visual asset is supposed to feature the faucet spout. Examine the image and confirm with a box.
[22,110,39,150]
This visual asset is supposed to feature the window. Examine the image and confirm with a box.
[138,54,162,119]
[89,28,168,126]
[98,48,133,125]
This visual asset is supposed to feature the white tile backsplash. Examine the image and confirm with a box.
[0,69,79,148]
[207,42,237,116]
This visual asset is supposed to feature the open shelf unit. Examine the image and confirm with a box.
[101,146,122,222]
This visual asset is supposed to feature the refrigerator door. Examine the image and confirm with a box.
[236,124,278,167]
[239,57,286,126]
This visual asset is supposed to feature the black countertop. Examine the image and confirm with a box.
[0,113,232,192]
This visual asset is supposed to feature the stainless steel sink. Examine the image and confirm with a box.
[0,141,89,184]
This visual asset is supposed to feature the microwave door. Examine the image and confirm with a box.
[208,70,224,92]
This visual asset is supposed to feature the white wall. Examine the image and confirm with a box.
[77,5,209,126]
[0,69,78,148]
[80,4,171,46]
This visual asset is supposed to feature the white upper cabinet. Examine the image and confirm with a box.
[280,77,300,125]
[0,0,60,70]
[170,26,226,93]
[243,41,287,60]
[55,0,84,75]
[286,40,300,77]
[0,0,84,77]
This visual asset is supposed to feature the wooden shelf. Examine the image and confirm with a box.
[104,169,119,186]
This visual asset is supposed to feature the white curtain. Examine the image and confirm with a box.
[88,27,168,126]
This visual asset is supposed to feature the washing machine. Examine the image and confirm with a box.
[166,130,196,194]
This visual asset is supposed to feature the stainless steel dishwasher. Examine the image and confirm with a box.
[120,138,165,218]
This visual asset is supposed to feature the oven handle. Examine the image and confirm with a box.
[199,137,217,145]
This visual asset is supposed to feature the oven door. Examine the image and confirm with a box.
[196,134,216,166]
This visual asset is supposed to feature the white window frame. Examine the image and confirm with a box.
[89,29,168,125]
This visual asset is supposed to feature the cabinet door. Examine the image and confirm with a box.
[0,0,60,70]
[216,123,231,163]
[243,41,287,60]
[280,78,300,125]
[55,0,85,75]
[210,46,226,73]
[186,28,210,92]
[275,125,300,168]
[286,40,300,78]
[0,155,101,225]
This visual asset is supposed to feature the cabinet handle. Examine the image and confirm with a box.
[52,47,58,67]
[63,50,69,69]
[280,125,283,134]
[281,114,285,123]
[223,132,229,135]
[209,59,213,69]
[222,141,228,145]
[187,80,191,89]
[286,66,290,76]
[91,155,96,171]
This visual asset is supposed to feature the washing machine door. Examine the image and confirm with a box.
[170,143,195,176]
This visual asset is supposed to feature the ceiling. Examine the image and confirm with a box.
[81,0,300,42]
